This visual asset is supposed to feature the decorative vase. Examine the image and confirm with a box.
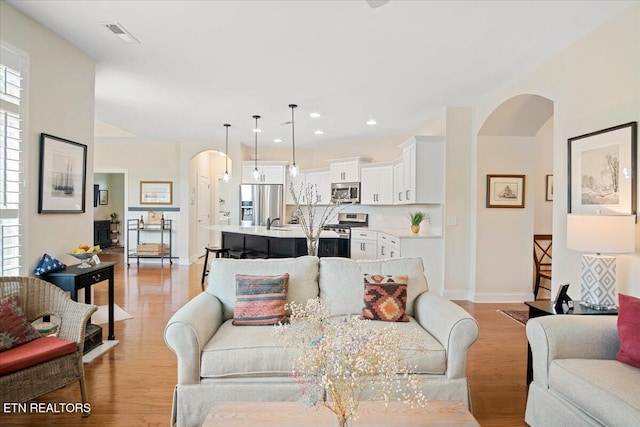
[411,225,420,234]
[333,412,351,427]
[307,237,318,256]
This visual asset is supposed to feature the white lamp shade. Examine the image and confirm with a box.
[566,214,636,254]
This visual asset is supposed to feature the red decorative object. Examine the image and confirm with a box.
[616,293,640,368]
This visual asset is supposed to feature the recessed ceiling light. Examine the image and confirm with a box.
[366,119,377,125]
[310,112,321,118]
[103,23,140,44]
[274,138,282,143]
[314,129,324,135]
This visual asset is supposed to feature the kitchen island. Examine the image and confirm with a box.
[210,225,349,258]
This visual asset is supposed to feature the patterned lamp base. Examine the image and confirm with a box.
[580,254,618,310]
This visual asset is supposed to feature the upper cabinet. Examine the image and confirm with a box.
[241,161,287,184]
[393,158,404,204]
[306,169,331,205]
[397,136,445,204]
[286,169,306,205]
[360,163,394,205]
[328,157,367,183]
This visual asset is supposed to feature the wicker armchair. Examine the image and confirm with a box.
[0,277,97,414]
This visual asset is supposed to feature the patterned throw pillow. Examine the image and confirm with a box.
[616,293,640,368]
[0,294,42,352]
[360,274,409,322]
[233,273,290,326]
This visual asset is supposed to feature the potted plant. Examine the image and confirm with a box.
[409,211,428,234]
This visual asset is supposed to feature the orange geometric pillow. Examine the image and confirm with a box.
[360,274,409,322]
[0,294,41,352]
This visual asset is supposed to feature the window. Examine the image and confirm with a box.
[1,45,26,276]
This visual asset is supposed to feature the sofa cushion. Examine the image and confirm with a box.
[207,256,319,320]
[201,319,291,378]
[361,274,409,322]
[0,336,77,375]
[0,293,42,352]
[200,316,446,379]
[233,273,289,326]
[319,257,428,317]
[616,293,640,368]
[549,359,640,427]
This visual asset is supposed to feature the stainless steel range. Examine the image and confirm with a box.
[322,213,368,257]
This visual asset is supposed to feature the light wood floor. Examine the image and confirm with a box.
[3,253,532,426]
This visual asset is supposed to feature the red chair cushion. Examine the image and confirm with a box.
[0,336,78,375]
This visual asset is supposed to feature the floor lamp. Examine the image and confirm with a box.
[566,214,636,310]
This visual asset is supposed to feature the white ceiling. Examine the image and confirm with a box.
[6,0,635,148]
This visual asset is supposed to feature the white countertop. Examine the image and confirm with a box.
[208,224,441,239]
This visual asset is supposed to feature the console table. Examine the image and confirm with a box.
[524,299,617,384]
[44,262,116,340]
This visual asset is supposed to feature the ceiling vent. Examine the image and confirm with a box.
[103,23,140,44]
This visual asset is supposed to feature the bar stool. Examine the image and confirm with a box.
[201,247,230,290]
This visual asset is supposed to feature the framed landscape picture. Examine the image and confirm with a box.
[568,122,637,214]
[545,174,553,201]
[38,133,87,213]
[140,181,173,205]
[486,174,525,208]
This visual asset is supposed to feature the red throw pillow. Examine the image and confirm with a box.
[0,294,42,352]
[616,293,640,368]
[360,274,409,322]
[233,274,289,326]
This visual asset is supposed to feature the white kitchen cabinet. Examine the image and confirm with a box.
[397,136,445,204]
[286,170,306,205]
[328,157,366,183]
[378,232,400,259]
[241,161,287,184]
[360,163,394,205]
[305,169,331,205]
[350,229,377,260]
[393,159,404,204]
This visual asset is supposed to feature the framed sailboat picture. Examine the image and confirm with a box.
[38,133,87,213]
[486,174,526,208]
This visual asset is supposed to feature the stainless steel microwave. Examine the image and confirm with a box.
[331,182,360,203]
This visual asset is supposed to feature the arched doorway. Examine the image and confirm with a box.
[475,94,554,301]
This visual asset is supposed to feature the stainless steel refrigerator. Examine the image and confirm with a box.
[240,184,283,227]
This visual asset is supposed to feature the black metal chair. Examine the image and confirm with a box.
[200,247,230,290]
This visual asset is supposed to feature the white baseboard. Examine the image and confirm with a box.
[472,291,534,303]
[443,290,472,301]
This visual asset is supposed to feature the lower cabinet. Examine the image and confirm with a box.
[350,230,377,260]
[94,220,112,248]
[378,232,400,259]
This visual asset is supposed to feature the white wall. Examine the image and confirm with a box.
[533,117,554,234]
[471,4,640,300]
[1,2,95,273]
[475,136,535,301]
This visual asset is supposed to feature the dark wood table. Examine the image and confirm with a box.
[44,262,116,340]
[524,299,617,384]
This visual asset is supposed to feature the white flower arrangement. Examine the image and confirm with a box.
[273,298,427,426]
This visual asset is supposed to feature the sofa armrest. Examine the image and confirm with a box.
[413,292,479,379]
[164,292,224,385]
[526,315,619,387]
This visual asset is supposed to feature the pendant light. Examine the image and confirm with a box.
[223,123,230,183]
[252,115,261,180]
[289,104,298,177]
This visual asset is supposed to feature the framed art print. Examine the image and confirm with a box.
[546,174,553,201]
[486,174,525,208]
[99,190,109,205]
[140,181,173,205]
[38,133,87,213]
[568,122,637,214]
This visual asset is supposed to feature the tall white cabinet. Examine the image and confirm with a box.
[397,136,445,204]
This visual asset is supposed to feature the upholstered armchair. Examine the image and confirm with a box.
[0,277,97,415]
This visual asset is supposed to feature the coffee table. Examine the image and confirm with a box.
[203,400,480,426]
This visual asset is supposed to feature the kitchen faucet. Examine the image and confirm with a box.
[266,217,280,230]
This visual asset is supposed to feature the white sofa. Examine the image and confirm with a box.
[526,315,640,427]
[164,256,479,427]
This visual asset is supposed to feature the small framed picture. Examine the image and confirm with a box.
[486,174,526,208]
[545,175,553,201]
[99,190,109,205]
[147,211,162,225]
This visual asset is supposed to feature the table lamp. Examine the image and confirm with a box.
[566,214,636,310]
